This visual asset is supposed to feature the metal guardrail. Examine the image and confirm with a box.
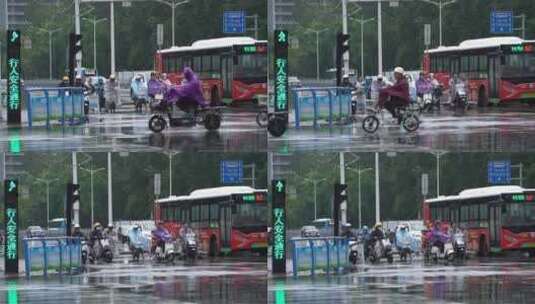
[291,87,352,128]
[23,236,82,277]
[25,87,85,128]
[290,236,349,277]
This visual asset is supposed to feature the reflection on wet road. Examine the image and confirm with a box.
[1,257,266,303]
[269,258,535,303]
[0,109,266,153]
[269,108,535,152]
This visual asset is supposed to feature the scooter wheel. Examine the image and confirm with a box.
[402,114,420,132]
[362,115,380,133]
[204,113,221,131]
[256,111,269,128]
[267,115,287,137]
[149,115,166,133]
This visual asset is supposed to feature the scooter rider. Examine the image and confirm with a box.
[151,221,169,253]
[377,67,410,124]
[165,67,208,110]
[416,72,433,99]
[72,224,85,240]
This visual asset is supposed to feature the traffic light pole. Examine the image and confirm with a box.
[75,0,82,73]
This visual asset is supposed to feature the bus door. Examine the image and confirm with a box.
[221,55,233,98]
[488,55,500,98]
[219,202,232,250]
[489,204,502,247]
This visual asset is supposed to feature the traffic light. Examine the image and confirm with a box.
[336,32,350,87]
[333,183,348,236]
[66,183,80,236]
[69,33,82,86]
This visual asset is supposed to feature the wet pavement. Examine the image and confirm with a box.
[269,257,535,303]
[0,108,266,153]
[1,256,266,303]
[269,107,535,153]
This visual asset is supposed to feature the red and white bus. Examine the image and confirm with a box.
[423,186,535,256]
[155,37,267,105]
[154,186,268,256]
[423,37,535,106]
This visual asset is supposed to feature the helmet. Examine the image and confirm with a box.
[109,74,116,80]
[62,76,69,81]
[93,222,101,229]
[343,223,352,228]
[74,224,80,229]
[342,74,349,79]
[108,224,114,229]
[394,66,405,74]
[362,225,368,231]
[133,224,140,230]
[75,75,82,80]
[377,74,383,80]
[374,222,382,229]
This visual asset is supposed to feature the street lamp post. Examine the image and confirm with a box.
[36,27,62,80]
[35,177,59,228]
[154,0,189,47]
[305,28,328,81]
[80,165,105,225]
[357,167,373,228]
[303,177,327,220]
[82,17,107,72]
[166,152,179,195]
[351,17,374,78]
[420,0,457,46]
[432,151,447,196]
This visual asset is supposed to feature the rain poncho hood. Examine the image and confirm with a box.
[165,67,207,107]
[395,228,412,248]
[152,226,173,242]
[148,78,167,97]
[128,228,149,251]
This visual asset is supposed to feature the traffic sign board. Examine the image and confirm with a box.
[490,11,513,34]
[223,11,245,34]
[220,160,243,184]
[488,160,511,184]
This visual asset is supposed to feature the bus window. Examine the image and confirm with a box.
[479,204,488,221]
[202,56,211,73]
[201,204,210,223]
[479,55,487,72]
[461,56,469,72]
[210,204,219,221]
[182,207,190,223]
[193,56,202,73]
[234,54,268,79]
[175,57,182,73]
[469,55,478,72]
[233,203,268,227]
[460,205,469,223]
[192,205,200,222]
[211,55,220,72]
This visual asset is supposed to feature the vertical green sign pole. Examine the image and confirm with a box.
[6,30,22,125]
[274,30,289,113]
[272,179,286,274]
[4,179,19,274]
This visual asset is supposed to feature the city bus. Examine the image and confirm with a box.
[154,186,268,256]
[423,37,535,106]
[154,37,268,105]
[423,186,535,256]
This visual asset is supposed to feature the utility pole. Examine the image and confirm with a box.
[341,0,350,75]
[246,14,259,39]
[377,1,382,74]
[167,152,179,195]
[154,0,189,47]
[74,0,82,73]
[72,153,79,225]
[107,152,113,226]
[375,152,380,224]
[431,151,447,196]
[339,152,347,225]
[36,27,62,80]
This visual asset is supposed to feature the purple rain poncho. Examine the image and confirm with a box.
[165,68,207,107]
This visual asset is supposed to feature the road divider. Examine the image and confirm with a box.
[292,87,352,128]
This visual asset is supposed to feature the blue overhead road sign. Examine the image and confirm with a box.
[220,160,243,184]
[490,11,513,34]
[488,160,511,184]
[223,11,245,34]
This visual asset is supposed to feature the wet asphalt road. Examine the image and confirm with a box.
[269,257,535,304]
[0,108,266,153]
[0,256,266,304]
[269,107,535,153]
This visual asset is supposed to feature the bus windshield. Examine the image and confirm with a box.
[502,203,535,227]
[234,54,267,80]
[502,53,535,79]
[233,203,267,227]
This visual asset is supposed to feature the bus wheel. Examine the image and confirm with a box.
[478,235,488,257]
[477,87,489,107]
[210,86,221,107]
[209,236,217,257]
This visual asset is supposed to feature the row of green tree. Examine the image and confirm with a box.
[284,152,535,229]
[1,0,266,79]
[0,152,266,229]
[288,0,535,78]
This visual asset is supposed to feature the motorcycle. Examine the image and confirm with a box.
[148,96,222,133]
[81,240,90,264]
[430,238,456,263]
[182,232,198,260]
[453,232,466,259]
[368,238,394,264]
[348,239,360,265]
[152,230,176,263]
[396,230,413,262]
[97,238,114,263]
[452,82,469,111]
